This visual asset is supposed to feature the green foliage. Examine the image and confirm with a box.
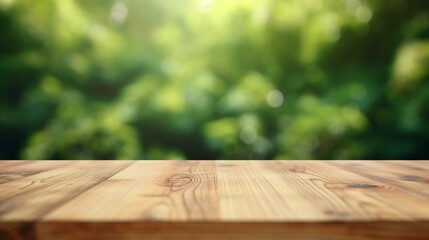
[1,0,429,160]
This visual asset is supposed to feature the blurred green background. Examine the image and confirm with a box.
[1,0,429,160]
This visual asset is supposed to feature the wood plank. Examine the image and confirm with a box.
[326,160,429,218]
[0,161,133,220]
[251,161,411,220]
[35,221,429,240]
[314,161,429,220]
[266,161,429,219]
[389,160,429,171]
[0,160,428,240]
[216,161,300,220]
[330,161,429,199]
[0,222,35,240]
[0,161,70,185]
[0,161,33,169]
[44,161,219,221]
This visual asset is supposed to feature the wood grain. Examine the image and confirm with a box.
[252,161,411,220]
[43,161,219,221]
[35,221,429,240]
[0,161,132,220]
[0,160,428,240]
[332,161,429,199]
[0,161,67,184]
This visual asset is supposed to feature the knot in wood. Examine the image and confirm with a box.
[400,175,426,182]
[289,166,306,173]
[167,174,193,188]
[346,184,379,189]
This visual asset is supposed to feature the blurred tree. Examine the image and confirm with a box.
[0,0,428,160]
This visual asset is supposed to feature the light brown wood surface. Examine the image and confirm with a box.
[0,160,428,239]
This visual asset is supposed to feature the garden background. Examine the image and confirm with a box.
[1,0,429,160]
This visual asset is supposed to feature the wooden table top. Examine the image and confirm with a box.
[0,160,428,240]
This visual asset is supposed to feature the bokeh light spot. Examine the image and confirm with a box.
[266,90,284,108]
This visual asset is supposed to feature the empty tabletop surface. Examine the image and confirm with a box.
[0,160,429,240]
